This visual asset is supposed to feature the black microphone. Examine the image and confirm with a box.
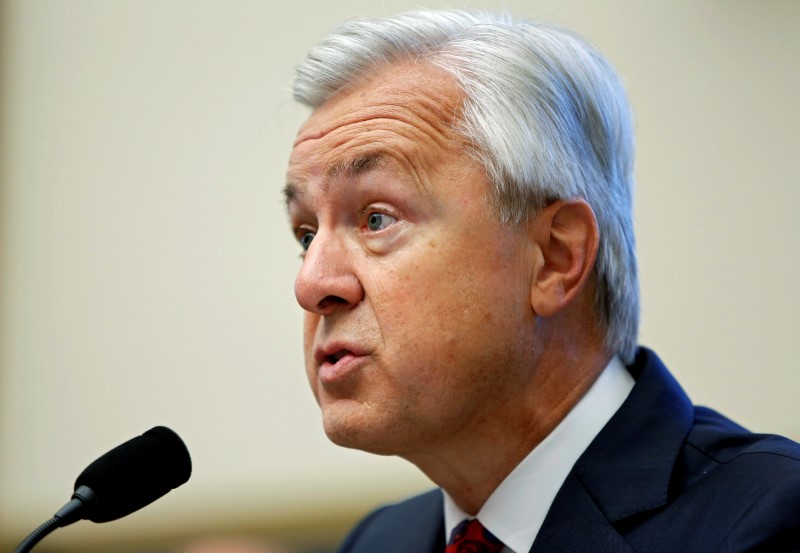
[14,426,192,553]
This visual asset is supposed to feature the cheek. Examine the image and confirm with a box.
[380,236,528,358]
[302,312,318,340]
[371,259,488,370]
[303,313,321,401]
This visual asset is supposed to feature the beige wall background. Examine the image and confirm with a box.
[1,0,798,551]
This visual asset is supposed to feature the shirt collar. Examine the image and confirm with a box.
[443,356,634,553]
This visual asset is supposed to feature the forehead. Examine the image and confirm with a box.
[294,61,464,142]
[286,62,469,195]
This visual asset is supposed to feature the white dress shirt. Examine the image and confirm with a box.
[443,357,635,553]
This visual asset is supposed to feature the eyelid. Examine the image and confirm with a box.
[293,223,316,237]
[361,205,400,231]
[361,203,399,219]
[292,224,317,251]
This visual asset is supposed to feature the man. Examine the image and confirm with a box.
[284,10,800,552]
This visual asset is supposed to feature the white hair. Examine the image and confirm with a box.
[293,10,639,364]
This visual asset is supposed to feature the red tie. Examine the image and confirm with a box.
[445,518,504,553]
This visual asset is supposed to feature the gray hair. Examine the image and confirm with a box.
[292,10,639,364]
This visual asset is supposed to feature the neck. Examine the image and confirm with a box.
[407,342,611,515]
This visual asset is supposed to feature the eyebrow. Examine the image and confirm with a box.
[283,152,385,209]
[328,153,384,183]
[282,182,299,207]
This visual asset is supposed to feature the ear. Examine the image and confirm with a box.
[529,199,599,317]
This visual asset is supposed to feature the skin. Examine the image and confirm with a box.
[285,61,610,515]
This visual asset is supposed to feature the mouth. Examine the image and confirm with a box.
[315,343,363,367]
[315,346,366,389]
[325,349,352,365]
[313,332,372,379]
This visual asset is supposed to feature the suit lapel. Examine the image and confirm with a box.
[340,488,445,553]
[532,474,635,553]
[383,510,443,553]
[532,348,694,552]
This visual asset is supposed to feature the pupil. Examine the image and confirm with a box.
[368,213,382,230]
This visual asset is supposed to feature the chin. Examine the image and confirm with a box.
[322,408,404,456]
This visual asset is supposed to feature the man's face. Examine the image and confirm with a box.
[285,62,539,458]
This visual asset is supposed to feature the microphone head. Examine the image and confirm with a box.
[74,426,192,522]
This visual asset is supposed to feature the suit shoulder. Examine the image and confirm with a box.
[626,407,800,550]
[669,407,800,547]
[689,406,800,465]
[337,489,443,553]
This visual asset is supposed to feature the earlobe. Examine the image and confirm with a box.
[529,199,599,317]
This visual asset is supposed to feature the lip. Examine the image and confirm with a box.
[314,340,367,364]
[314,341,369,387]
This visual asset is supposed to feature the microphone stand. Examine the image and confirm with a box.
[13,486,95,553]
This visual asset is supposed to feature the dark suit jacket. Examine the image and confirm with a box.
[337,348,800,552]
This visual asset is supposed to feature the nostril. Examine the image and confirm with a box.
[318,295,349,310]
[294,261,364,313]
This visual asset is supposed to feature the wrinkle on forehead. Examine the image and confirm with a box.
[293,62,466,148]
[286,62,478,209]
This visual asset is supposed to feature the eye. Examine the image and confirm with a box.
[296,229,315,251]
[366,211,397,232]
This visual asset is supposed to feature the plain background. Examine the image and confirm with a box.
[1,1,798,551]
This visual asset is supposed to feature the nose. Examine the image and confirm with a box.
[294,231,364,315]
